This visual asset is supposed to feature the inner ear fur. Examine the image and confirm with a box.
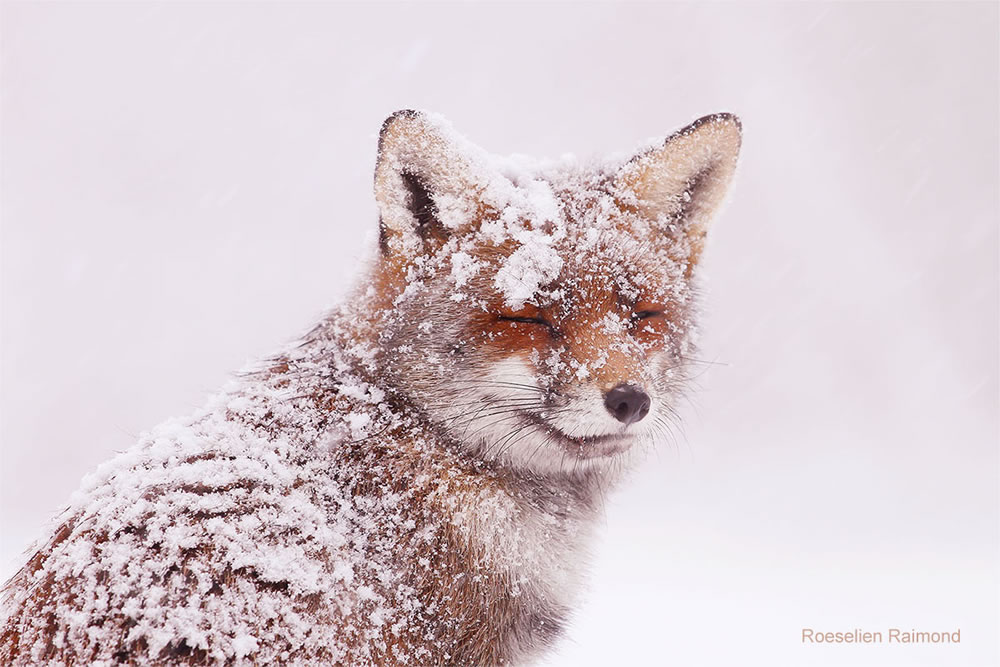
[374,110,490,256]
[614,113,742,263]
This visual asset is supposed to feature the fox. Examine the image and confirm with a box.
[0,110,741,665]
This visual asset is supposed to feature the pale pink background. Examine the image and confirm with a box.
[2,3,997,665]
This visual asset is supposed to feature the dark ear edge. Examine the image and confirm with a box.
[673,112,741,146]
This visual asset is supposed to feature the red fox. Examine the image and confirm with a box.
[0,110,741,665]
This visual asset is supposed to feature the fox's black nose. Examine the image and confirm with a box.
[603,384,651,425]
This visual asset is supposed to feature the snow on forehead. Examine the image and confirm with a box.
[494,235,563,310]
[412,116,681,309]
[480,164,673,310]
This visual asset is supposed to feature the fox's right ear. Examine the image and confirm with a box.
[374,110,491,257]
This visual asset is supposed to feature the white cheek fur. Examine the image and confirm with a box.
[434,357,665,475]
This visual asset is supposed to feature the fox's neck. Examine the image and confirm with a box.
[252,300,613,499]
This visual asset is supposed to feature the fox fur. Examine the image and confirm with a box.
[0,110,741,665]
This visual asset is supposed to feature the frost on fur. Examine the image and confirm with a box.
[1,110,740,665]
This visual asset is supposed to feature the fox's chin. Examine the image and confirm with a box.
[519,411,635,460]
[556,432,634,460]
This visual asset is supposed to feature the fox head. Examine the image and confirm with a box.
[364,110,740,475]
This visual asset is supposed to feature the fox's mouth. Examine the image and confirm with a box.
[519,411,634,459]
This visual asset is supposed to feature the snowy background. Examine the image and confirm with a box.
[2,3,997,666]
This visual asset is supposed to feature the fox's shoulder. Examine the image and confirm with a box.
[1,404,352,662]
[0,340,376,662]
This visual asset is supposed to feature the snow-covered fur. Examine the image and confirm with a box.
[0,110,741,665]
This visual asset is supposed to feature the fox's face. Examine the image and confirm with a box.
[367,111,741,475]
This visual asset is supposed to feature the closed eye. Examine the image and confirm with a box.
[498,315,553,328]
[631,310,663,321]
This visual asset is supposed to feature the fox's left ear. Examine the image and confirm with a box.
[613,113,741,266]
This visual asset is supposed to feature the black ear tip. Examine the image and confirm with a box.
[715,112,742,132]
[686,112,742,135]
[378,109,426,149]
[383,108,423,125]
